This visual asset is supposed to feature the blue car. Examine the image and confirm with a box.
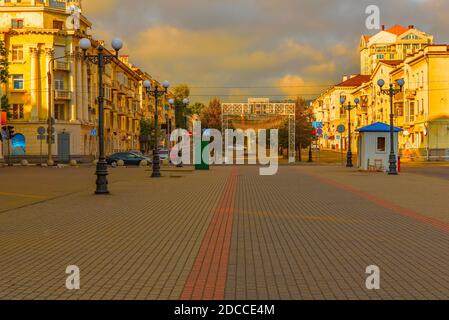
[106,152,151,166]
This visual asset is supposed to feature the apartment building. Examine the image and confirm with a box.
[0,0,174,162]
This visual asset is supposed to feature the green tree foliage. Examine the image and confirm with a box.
[172,84,190,129]
[186,102,205,117]
[200,97,222,130]
[279,97,314,161]
[139,118,162,153]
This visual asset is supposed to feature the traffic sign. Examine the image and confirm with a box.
[317,128,323,136]
[37,127,46,135]
[1,128,7,140]
[90,129,97,137]
[1,111,6,125]
[337,125,346,133]
[313,121,323,129]
[37,134,46,141]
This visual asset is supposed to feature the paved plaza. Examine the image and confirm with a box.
[1,164,449,300]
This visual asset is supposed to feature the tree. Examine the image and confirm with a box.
[201,97,222,130]
[279,97,314,161]
[186,102,205,117]
[139,118,162,154]
[172,84,190,101]
[172,84,190,129]
[0,40,10,118]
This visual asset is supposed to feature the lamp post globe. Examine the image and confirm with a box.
[354,98,360,105]
[397,78,405,88]
[377,79,385,89]
[143,80,151,89]
[111,38,123,52]
[183,98,190,105]
[168,98,175,105]
[162,80,170,89]
[79,38,92,50]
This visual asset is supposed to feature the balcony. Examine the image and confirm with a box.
[360,105,368,114]
[54,60,70,71]
[405,89,417,99]
[111,80,121,91]
[55,90,71,100]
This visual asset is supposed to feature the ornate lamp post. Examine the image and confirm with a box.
[79,37,123,194]
[143,80,170,178]
[339,95,360,168]
[377,78,405,175]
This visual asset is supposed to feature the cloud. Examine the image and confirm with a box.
[81,0,449,102]
[276,75,329,99]
[83,0,119,16]
[304,63,336,74]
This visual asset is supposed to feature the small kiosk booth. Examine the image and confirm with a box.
[356,122,402,172]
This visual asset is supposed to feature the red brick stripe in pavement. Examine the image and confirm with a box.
[299,168,449,233]
[180,166,238,300]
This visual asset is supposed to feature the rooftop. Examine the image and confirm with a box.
[356,122,402,133]
[335,75,371,87]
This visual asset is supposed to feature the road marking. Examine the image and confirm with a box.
[299,168,449,233]
[0,191,47,199]
[181,166,238,300]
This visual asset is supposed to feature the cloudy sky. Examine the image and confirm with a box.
[83,0,449,103]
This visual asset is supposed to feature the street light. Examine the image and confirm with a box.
[143,79,170,178]
[377,78,405,175]
[80,37,123,194]
[340,95,360,168]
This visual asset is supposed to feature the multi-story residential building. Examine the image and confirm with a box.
[314,25,449,160]
[0,0,93,161]
[0,0,175,162]
[390,45,449,158]
[359,25,433,75]
[312,75,370,151]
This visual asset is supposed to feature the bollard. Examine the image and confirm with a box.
[398,156,401,173]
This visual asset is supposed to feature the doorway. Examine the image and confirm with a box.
[58,132,70,162]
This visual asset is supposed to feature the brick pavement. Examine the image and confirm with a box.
[0,167,230,300]
[226,166,449,299]
[1,165,449,300]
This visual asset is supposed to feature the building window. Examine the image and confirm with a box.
[377,137,386,152]
[12,104,24,120]
[53,20,64,30]
[11,45,24,62]
[54,77,64,90]
[55,104,68,121]
[12,75,24,90]
[11,19,24,29]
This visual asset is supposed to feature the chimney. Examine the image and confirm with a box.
[381,25,385,31]
[408,25,414,29]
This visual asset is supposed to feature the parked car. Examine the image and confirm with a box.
[106,152,151,166]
